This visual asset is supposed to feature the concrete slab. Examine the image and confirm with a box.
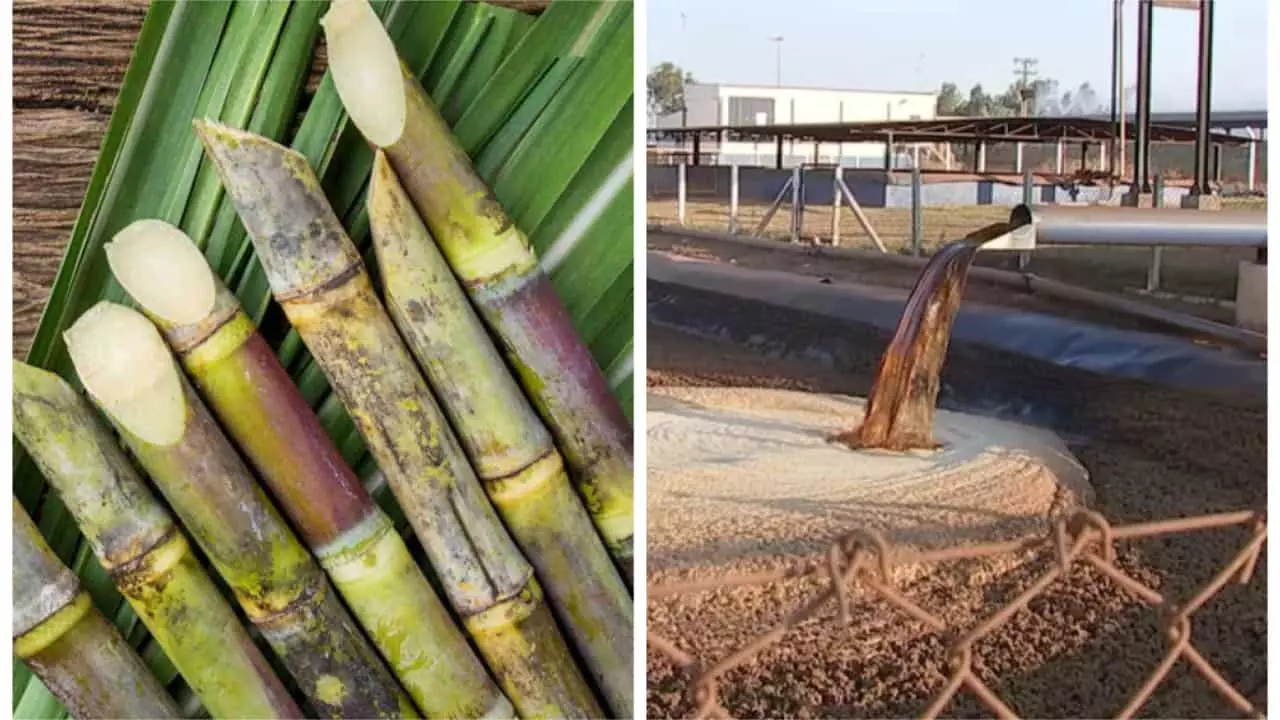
[648,386,1094,581]
[1180,193,1224,211]
[1236,260,1267,332]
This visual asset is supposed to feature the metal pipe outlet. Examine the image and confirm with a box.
[1010,205,1267,248]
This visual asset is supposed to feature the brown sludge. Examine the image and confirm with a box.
[646,277,1265,718]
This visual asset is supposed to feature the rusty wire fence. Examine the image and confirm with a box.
[648,508,1266,719]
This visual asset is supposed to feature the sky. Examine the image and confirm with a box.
[647,0,1268,111]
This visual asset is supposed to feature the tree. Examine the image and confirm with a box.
[647,62,693,119]
[936,82,964,116]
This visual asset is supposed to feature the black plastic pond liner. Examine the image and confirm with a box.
[648,254,1265,400]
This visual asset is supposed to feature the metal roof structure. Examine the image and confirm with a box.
[647,116,1252,146]
[1083,110,1267,130]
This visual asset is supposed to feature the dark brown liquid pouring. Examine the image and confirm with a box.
[831,222,1014,451]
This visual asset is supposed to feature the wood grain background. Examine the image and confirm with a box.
[11,0,550,358]
[13,0,148,357]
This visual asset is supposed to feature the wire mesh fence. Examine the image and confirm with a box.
[648,508,1266,720]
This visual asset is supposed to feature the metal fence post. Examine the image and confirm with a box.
[831,166,843,247]
[790,165,802,244]
[1147,174,1164,291]
[1018,166,1034,271]
[911,165,923,257]
[677,162,687,226]
[728,164,740,233]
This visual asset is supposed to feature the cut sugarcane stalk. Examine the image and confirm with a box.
[105,219,512,720]
[322,0,634,577]
[13,361,303,720]
[13,500,182,720]
[195,119,604,719]
[64,302,418,720]
[369,151,633,716]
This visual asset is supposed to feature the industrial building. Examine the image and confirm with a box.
[652,82,938,167]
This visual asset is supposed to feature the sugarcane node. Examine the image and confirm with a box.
[274,260,364,303]
[106,526,186,593]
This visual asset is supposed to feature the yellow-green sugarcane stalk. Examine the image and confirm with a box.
[104,219,512,720]
[194,119,603,720]
[13,500,182,720]
[64,302,417,720]
[13,362,303,720]
[322,0,634,577]
[368,152,633,717]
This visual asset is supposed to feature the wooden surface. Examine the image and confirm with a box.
[11,0,550,359]
[13,0,148,357]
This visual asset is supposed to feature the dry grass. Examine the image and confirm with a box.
[647,199,1266,302]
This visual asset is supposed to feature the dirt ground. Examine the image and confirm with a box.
[647,199,1265,308]
[645,284,1266,718]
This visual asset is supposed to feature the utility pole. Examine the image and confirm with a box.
[1013,57,1039,116]
[769,36,784,86]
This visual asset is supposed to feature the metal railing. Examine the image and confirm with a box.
[649,508,1266,719]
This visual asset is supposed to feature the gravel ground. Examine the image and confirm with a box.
[645,285,1266,719]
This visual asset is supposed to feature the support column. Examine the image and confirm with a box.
[1191,0,1215,197]
[884,132,895,171]
[1055,139,1065,174]
[1133,0,1155,194]
[976,142,987,173]
[775,136,784,169]
[1014,142,1024,173]
[692,134,702,166]
[1079,142,1089,172]
[1111,0,1126,178]
[1247,128,1258,192]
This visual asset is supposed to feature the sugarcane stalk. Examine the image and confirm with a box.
[195,119,604,719]
[13,361,303,720]
[14,499,182,720]
[321,0,634,577]
[104,219,512,720]
[64,302,418,720]
[368,151,633,716]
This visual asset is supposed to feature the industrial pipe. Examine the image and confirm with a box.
[1010,204,1267,248]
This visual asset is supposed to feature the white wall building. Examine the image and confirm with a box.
[653,82,938,167]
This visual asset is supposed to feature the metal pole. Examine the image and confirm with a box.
[834,175,889,253]
[1134,0,1154,193]
[1212,143,1223,186]
[831,166,843,247]
[1018,166,1034,270]
[1191,0,1214,196]
[750,176,793,238]
[677,162,687,225]
[1247,128,1258,192]
[790,165,802,243]
[976,142,987,173]
[1147,174,1164,290]
[1014,142,1024,173]
[775,136,784,169]
[692,134,701,166]
[911,164,923,257]
[729,164,740,233]
[1112,0,1126,178]
[1055,139,1065,174]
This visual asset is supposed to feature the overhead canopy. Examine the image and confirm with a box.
[648,117,1252,146]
